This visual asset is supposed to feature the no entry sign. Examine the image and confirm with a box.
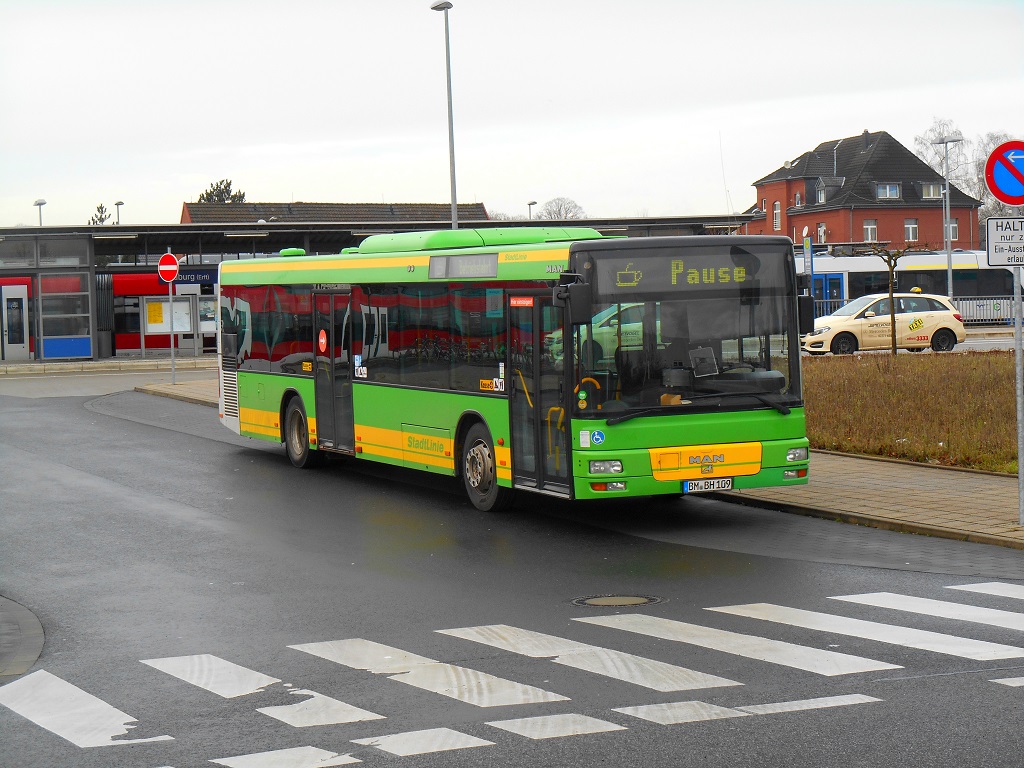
[158,253,180,283]
[985,140,1024,207]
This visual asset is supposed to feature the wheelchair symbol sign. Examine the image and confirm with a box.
[591,430,606,445]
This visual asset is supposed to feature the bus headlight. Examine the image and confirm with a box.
[589,460,623,474]
[786,448,808,462]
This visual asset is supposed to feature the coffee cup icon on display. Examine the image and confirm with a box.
[616,263,642,287]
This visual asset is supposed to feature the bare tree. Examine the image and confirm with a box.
[535,197,586,220]
[914,118,972,193]
[852,243,930,356]
[971,131,1016,245]
[88,203,111,225]
[488,211,526,221]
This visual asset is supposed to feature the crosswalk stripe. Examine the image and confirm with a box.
[210,745,360,766]
[289,638,567,707]
[575,615,901,676]
[948,582,1024,601]
[991,677,1024,687]
[708,603,1024,660]
[831,593,1024,631]
[141,654,280,699]
[736,693,881,715]
[351,727,494,756]
[613,700,750,725]
[438,624,740,692]
[0,669,174,748]
[256,689,385,727]
[485,713,627,739]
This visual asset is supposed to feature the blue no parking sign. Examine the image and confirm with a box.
[986,140,1024,206]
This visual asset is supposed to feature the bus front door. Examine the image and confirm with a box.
[507,293,570,497]
[314,292,354,453]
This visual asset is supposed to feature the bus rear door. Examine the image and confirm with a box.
[314,292,354,453]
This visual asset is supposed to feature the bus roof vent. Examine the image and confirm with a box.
[279,247,306,257]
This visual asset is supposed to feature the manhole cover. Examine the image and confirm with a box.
[571,595,663,607]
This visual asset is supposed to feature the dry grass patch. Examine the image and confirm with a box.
[802,351,1018,473]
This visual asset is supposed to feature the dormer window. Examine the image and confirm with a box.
[816,187,826,204]
[876,183,901,199]
[794,192,802,208]
[922,182,943,199]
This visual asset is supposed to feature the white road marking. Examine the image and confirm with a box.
[737,693,881,715]
[948,582,1024,601]
[438,624,740,692]
[141,654,280,698]
[0,669,173,748]
[256,689,385,727]
[210,745,360,766]
[486,713,627,739]
[289,638,567,707]
[991,677,1024,687]
[709,603,1024,660]
[614,700,749,725]
[351,727,494,756]
[575,614,900,676]
[831,592,1024,631]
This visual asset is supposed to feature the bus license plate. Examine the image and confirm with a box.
[684,478,733,493]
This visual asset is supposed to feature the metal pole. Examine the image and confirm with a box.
[1015,266,1023,526]
[944,143,953,297]
[168,247,176,385]
[441,7,457,229]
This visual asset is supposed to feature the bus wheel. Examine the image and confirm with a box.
[284,398,319,469]
[462,423,513,512]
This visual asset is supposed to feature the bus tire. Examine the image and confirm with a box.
[830,333,857,355]
[462,423,513,512]
[931,329,956,352]
[284,398,319,469]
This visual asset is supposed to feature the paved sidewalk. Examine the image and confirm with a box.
[132,375,1024,552]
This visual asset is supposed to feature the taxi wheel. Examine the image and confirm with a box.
[830,333,857,355]
[931,329,957,352]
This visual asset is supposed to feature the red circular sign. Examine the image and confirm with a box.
[157,253,180,283]
[985,140,1024,206]
[318,329,328,354]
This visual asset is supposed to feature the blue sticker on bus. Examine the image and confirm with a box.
[591,430,606,445]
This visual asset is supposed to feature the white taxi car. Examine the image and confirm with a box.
[802,292,965,355]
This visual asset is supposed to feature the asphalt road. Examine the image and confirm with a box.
[2,376,1024,767]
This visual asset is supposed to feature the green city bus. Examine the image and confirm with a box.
[218,227,813,511]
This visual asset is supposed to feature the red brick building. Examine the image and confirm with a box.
[742,130,981,251]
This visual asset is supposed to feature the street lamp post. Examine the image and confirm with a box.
[932,135,963,297]
[431,1,458,229]
[34,199,46,226]
[528,200,537,220]
[115,200,124,225]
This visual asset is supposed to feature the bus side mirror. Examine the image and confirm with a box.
[552,281,592,325]
[798,295,815,334]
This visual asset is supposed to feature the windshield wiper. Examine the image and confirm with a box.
[605,391,790,425]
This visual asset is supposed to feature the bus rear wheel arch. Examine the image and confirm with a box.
[283,396,320,468]
[461,422,513,512]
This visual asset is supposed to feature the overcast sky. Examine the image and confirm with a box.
[2,0,1021,228]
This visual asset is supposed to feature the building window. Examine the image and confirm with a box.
[761,198,767,213]
[817,223,827,244]
[948,218,959,241]
[922,182,943,199]
[794,192,802,208]
[876,183,901,199]
[905,218,919,242]
[773,201,781,231]
[816,187,826,204]
[863,219,878,242]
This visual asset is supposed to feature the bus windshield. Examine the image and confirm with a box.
[566,240,802,418]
